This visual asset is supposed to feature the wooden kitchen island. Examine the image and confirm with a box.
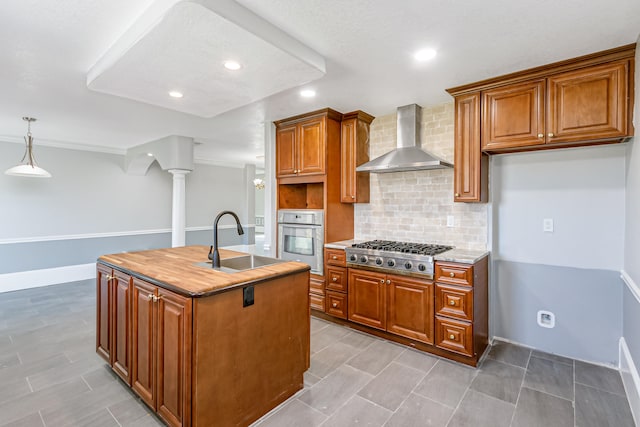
[96,245,310,427]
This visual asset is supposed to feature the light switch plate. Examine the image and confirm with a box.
[543,218,554,232]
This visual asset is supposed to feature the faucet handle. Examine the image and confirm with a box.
[208,245,214,260]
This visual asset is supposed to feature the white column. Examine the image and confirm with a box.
[169,169,190,247]
[263,122,277,256]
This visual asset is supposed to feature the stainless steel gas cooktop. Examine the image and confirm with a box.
[345,240,453,279]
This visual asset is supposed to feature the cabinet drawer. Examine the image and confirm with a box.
[326,249,346,267]
[436,284,473,321]
[310,293,325,311]
[435,317,473,357]
[325,291,347,319]
[326,266,347,292]
[310,276,325,294]
[435,262,473,287]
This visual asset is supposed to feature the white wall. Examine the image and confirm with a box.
[490,136,627,365]
[0,140,249,290]
[492,144,626,270]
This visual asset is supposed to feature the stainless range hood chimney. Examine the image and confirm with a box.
[356,104,453,173]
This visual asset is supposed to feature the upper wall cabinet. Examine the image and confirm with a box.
[482,60,631,152]
[341,111,374,203]
[275,109,342,179]
[447,43,635,202]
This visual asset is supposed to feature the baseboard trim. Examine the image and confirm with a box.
[622,270,640,304]
[0,263,96,293]
[620,337,640,426]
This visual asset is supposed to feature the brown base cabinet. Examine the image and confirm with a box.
[97,263,309,426]
[315,248,489,367]
[348,269,434,344]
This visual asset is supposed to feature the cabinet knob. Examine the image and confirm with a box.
[449,334,455,340]
[106,275,115,281]
[380,279,384,284]
[147,293,154,300]
[351,195,356,199]
[450,300,456,306]
[332,277,338,282]
[386,279,391,285]
[449,272,455,278]
[332,256,337,260]
[548,133,554,138]
[332,302,338,308]
[537,133,544,138]
[455,193,460,197]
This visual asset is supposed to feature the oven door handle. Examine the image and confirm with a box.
[278,223,322,228]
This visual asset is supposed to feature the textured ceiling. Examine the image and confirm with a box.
[0,0,639,168]
[87,0,325,118]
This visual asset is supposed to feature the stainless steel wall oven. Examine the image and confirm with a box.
[277,209,324,275]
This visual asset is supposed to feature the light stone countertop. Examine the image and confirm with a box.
[324,239,363,250]
[434,248,490,264]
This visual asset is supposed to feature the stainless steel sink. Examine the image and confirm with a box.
[194,254,283,273]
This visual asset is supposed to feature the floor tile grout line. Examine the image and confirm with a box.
[38,409,46,427]
[575,380,628,397]
[444,383,472,427]
[574,358,577,427]
[518,385,575,403]
[26,376,34,393]
[16,351,23,365]
[81,374,93,391]
[106,407,122,427]
[508,349,532,427]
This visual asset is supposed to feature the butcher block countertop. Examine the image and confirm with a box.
[98,245,310,298]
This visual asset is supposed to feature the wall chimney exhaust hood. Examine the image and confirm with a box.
[356,104,453,173]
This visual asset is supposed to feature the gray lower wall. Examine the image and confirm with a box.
[492,260,622,365]
[0,227,254,274]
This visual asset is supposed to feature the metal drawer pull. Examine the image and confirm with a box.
[548,133,554,138]
[332,256,337,260]
[537,133,544,138]
[380,279,384,284]
[449,334,455,340]
[450,300,456,306]
[147,293,154,300]
[449,272,455,277]
[386,279,391,284]
[455,193,460,197]
[332,277,338,282]
[106,275,115,280]
[332,302,338,308]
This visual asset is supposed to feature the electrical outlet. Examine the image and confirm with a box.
[447,215,454,227]
[537,310,555,328]
[543,218,554,233]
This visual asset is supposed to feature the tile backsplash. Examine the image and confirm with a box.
[354,102,488,251]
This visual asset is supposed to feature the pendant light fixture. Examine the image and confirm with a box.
[4,117,51,178]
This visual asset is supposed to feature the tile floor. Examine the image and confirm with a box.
[0,280,635,426]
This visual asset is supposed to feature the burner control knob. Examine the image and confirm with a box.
[387,259,396,267]
[349,254,357,262]
[375,257,383,266]
[418,264,426,272]
[404,261,413,270]
[360,256,368,263]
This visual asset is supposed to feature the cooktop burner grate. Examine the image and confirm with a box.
[352,240,453,256]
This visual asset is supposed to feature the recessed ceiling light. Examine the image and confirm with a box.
[414,48,437,62]
[224,60,242,70]
[169,91,183,98]
[300,89,316,98]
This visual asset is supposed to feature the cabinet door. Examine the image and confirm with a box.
[482,79,545,150]
[340,117,357,202]
[547,61,629,144]
[156,289,192,427]
[276,125,297,177]
[454,93,487,202]
[347,269,387,330]
[111,270,132,385]
[297,117,325,175]
[387,275,434,344]
[96,264,111,362]
[132,278,157,409]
